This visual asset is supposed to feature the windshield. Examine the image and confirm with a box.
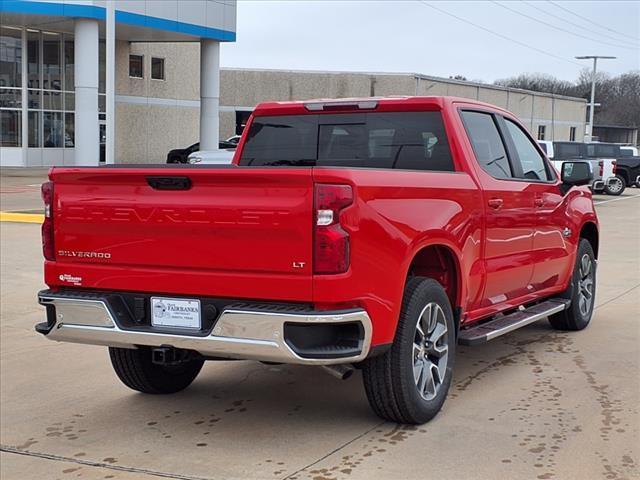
[239,112,455,172]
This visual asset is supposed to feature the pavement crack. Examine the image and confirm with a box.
[594,284,640,310]
[0,445,215,480]
[280,421,385,480]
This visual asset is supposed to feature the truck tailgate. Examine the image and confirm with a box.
[48,167,313,301]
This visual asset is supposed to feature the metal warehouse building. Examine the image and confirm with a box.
[2,1,587,166]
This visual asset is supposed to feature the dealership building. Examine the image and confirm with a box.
[2,0,587,166]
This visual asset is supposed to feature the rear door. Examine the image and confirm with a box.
[499,116,570,292]
[460,110,536,310]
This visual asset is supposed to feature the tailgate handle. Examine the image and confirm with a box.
[146,176,192,190]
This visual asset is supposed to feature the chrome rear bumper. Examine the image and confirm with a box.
[37,291,372,365]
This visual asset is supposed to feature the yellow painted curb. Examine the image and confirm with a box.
[0,212,44,223]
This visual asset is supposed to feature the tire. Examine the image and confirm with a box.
[109,347,204,394]
[549,239,596,331]
[361,277,456,424]
[604,174,625,196]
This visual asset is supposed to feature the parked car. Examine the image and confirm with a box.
[221,135,241,148]
[37,96,599,424]
[187,149,235,164]
[616,156,640,188]
[166,136,240,163]
[619,145,639,157]
[537,140,554,159]
[552,141,624,195]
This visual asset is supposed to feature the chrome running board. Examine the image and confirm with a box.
[458,299,570,346]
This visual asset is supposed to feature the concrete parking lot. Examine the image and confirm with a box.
[1,170,639,480]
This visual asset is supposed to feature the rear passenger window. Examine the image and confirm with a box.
[240,112,455,171]
[504,119,552,181]
[461,111,512,179]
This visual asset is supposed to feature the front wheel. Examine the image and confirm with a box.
[604,175,625,196]
[362,277,456,424]
[109,347,204,394]
[549,239,596,331]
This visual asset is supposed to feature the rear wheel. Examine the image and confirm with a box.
[362,277,456,424]
[109,347,204,394]
[604,175,625,196]
[549,239,596,331]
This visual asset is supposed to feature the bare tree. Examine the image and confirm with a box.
[494,71,640,127]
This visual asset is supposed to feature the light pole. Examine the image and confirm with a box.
[575,55,616,142]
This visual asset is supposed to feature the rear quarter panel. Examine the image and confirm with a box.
[312,168,484,345]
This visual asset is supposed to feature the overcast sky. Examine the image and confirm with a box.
[220,0,640,83]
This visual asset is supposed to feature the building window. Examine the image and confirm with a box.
[28,110,40,147]
[42,31,61,91]
[569,126,576,142]
[65,112,74,147]
[0,27,88,151]
[0,109,21,147]
[27,30,40,88]
[1,26,23,147]
[537,125,546,140]
[151,57,164,80]
[0,26,22,88]
[129,54,143,78]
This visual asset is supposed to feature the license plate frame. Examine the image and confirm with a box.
[151,297,201,330]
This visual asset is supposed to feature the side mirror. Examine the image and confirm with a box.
[561,161,592,188]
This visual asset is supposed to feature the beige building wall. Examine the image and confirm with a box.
[113,42,587,163]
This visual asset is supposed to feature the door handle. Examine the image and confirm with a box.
[534,197,544,207]
[488,198,503,209]
[146,176,192,190]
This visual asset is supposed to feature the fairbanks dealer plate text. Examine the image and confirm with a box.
[151,297,201,329]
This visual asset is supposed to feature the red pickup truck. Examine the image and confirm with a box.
[37,96,599,424]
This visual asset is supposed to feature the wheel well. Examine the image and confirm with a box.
[580,222,599,259]
[616,168,629,184]
[407,245,460,308]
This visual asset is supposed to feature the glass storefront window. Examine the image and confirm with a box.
[64,35,74,92]
[65,112,74,147]
[1,27,104,151]
[0,88,21,108]
[28,89,40,108]
[0,26,22,88]
[42,32,61,91]
[0,110,21,146]
[42,90,63,110]
[28,110,40,147]
[99,40,106,93]
[43,111,63,147]
[64,92,74,111]
[27,30,40,89]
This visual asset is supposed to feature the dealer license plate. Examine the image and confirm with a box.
[151,297,201,329]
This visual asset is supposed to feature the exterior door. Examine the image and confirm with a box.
[500,117,571,292]
[460,110,536,311]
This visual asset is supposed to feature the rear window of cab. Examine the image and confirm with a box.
[239,112,455,172]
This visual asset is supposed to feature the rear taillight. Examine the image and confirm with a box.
[314,184,353,274]
[41,181,54,261]
[612,161,616,174]
[599,161,604,177]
